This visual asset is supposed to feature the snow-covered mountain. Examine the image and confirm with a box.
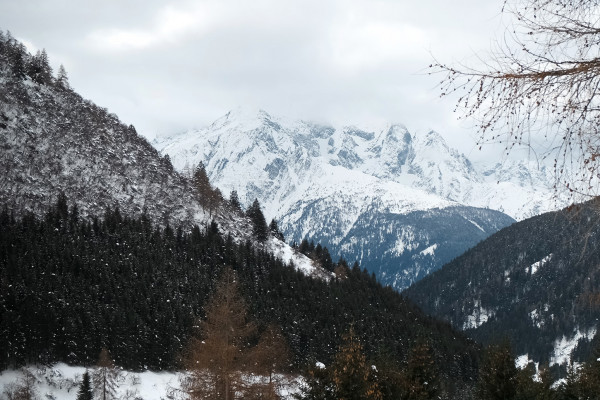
[153,108,557,289]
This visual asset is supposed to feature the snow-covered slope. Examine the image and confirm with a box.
[0,59,318,280]
[404,200,600,366]
[154,108,531,289]
[0,364,302,400]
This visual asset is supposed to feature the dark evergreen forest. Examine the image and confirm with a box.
[0,194,479,385]
[405,201,600,368]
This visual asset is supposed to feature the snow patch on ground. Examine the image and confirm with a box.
[420,243,438,257]
[463,300,495,330]
[516,354,540,381]
[515,354,530,369]
[528,254,553,275]
[466,218,485,232]
[0,364,302,400]
[0,363,180,400]
[550,327,597,366]
[267,237,332,281]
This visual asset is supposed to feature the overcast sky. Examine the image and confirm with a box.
[0,0,510,158]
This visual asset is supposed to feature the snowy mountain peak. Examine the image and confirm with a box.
[207,106,278,133]
[154,109,565,222]
[153,109,568,289]
[421,129,447,146]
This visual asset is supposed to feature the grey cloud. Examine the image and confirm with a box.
[0,0,508,159]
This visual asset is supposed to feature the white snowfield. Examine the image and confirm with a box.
[550,327,597,366]
[528,254,553,275]
[266,236,333,280]
[0,363,303,400]
[462,299,495,330]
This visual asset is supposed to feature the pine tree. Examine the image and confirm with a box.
[578,341,600,399]
[27,49,52,85]
[514,363,539,400]
[56,64,70,89]
[229,190,242,212]
[370,353,405,400]
[192,162,220,217]
[533,364,555,400]
[404,340,439,400]
[477,340,518,400]
[76,371,93,400]
[269,219,284,241]
[295,362,336,400]
[5,32,26,80]
[248,324,291,399]
[558,362,580,400]
[331,327,382,400]
[246,199,268,242]
[181,267,256,400]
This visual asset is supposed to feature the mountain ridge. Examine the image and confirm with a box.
[0,39,323,279]
[404,200,600,367]
[155,108,548,289]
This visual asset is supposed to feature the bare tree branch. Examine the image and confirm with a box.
[432,0,600,201]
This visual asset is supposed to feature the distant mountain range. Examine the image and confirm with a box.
[154,108,566,289]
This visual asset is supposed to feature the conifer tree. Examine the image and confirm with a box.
[295,363,336,400]
[229,190,242,212]
[76,371,93,400]
[192,162,221,217]
[578,342,600,399]
[269,219,284,241]
[477,340,518,400]
[56,64,70,89]
[248,324,291,399]
[432,0,600,197]
[331,327,382,400]
[5,32,26,80]
[514,363,540,400]
[181,267,256,400]
[27,49,52,85]
[404,340,439,400]
[246,199,268,242]
[558,362,580,400]
[532,364,555,400]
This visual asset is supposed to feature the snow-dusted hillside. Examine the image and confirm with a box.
[153,108,531,289]
[404,200,600,366]
[0,56,320,281]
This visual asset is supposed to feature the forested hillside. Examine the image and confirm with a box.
[0,30,204,229]
[0,195,480,388]
[404,200,600,366]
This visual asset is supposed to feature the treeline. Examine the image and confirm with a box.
[0,194,479,387]
[0,30,70,89]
